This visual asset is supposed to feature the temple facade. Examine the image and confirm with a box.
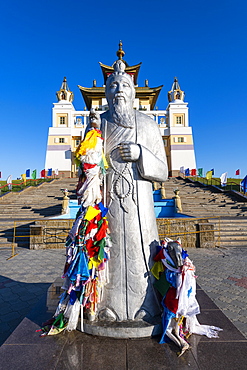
[44,43,196,177]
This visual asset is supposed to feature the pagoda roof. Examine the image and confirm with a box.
[78,86,106,111]
[99,62,142,85]
[78,85,163,111]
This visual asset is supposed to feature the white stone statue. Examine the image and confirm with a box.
[91,60,168,335]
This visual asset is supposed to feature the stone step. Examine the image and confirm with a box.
[219,240,247,247]
[0,240,18,248]
[0,231,30,237]
[218,228,247,233]
[0,207,61,212]
[0,237,14,242]
[220,234,247,240]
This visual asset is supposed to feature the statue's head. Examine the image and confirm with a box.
[89,108,101,128]
[105,60,136,128]
[166,238,183,268]
[105,60,135,108]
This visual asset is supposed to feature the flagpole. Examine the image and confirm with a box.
[103,118,107,206]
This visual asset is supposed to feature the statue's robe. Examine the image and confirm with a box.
[99,110,168,322]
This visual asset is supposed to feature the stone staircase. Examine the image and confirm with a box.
[0,178,77,249]
[1,176,247,250]
[164,177,247,247]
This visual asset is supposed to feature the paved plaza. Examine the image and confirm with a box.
[0,245,247,369]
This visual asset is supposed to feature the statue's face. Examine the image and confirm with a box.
[89,109,100,128]
[167,241,183,268]
[106,75,135,107]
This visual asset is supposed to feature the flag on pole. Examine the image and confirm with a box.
[198,168,203,177]
[26,169,30,177]
[191,169,197,176]
[6,175,12,190]
[185,168,190,176]
[0,171,1,179]
[180,166,185,174]
[41,169,46,178]
[21,173,27,185]
[55,168,59,176]
[236,169,240,176]
[47,168,52,177]
[220,172,228,186]
[31,169,37,179]
[211,168,215,175]
[206,171,213,180]
[241,175,247,193]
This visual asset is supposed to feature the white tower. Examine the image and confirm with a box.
[44,78,81,177]
[164,77,196,176]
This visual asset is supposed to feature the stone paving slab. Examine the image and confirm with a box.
[0,247,65,346]
[186,247,247,339]
[0,287,246,370]
[0,245,247,369]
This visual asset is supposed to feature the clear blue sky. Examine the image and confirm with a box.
[0,0,246,180]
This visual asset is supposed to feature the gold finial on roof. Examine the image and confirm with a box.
[116,40,125,60]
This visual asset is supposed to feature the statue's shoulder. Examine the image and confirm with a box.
[135,110,158,127]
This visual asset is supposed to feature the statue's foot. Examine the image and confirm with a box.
[98,307,117,322]
[178,343,190,357]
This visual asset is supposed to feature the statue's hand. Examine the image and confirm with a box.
[119,142,140,162]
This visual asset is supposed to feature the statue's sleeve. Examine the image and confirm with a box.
[137,121,168,182]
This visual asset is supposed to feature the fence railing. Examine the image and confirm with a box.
[157,216,220,249]
[1,217,221,260]
[179,173,244,194]
[0,178,56,195]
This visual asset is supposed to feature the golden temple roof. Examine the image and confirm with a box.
[78,42,163,110]
[78,85,163,111]
[99,62,142,86]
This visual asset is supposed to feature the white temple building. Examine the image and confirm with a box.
[45,43,196,177]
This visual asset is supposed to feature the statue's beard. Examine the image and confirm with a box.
[111,97,135,128]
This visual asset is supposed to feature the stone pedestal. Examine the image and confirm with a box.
[198,223,215,248]
[81,319,162,339]
[30,225,44,250]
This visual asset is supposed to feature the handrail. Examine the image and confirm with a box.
[7,220,18,260]
[0,178,56,193]
[178,173,243,193]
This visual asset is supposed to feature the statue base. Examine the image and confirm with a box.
[79,319,162,339]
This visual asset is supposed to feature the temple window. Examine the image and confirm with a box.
[59,138,65,143]
[60,117,66,125]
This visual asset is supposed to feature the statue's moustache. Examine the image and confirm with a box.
[113,93,126,103]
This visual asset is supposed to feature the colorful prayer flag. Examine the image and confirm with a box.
[180,166,185,174]
[21,173,26,185]
[26,169,30,177]
[185,168,190,176]
[198,168,203,177]
[0,171,1,178]
[31,169,37,179]
[236,169,240,176]
[191,169,197,176]
[220,172,228,186]
[7,175,12,190]
[211,168,215,175]
[206,171,213,180]
[47,168,52,176]
[54,168,59,176]
[40,169,46,178]
[241,175,247,193]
